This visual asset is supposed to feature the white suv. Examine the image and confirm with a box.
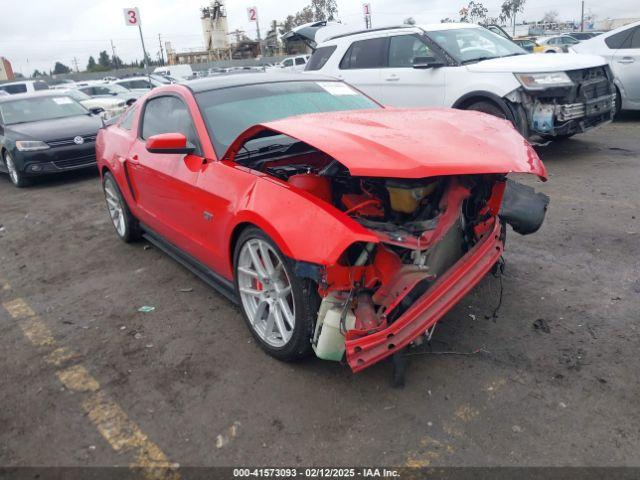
[296,22,616,140]
[0,80,49,95]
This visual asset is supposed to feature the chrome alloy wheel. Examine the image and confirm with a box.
[237,238,295,348]
[103,177,126,237]
[5,153,19,185]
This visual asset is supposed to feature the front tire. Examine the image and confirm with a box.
[4,152,31,188]
[233,227,319,362]
[465,100,508,120]
[102,171,140,242]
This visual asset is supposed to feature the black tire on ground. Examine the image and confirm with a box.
[465,100,508,120]
[614,87,622,117]
[126,98,136,106]
[3,151,31,188]
[102,171,141,243]
[233,226,319,362]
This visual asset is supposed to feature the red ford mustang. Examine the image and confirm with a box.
[96,73,548,373]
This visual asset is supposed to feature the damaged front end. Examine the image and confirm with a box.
[509,66,616,139]
[226,110,549,372]
[309,173,548,371]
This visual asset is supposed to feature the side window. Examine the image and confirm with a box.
[141,96,200,153]
[0,84,27,94]
[306,45,337,71]
[283,59,294,67]
[627,27,640,48]
[116,81,130,89]
[131,80,151,89]
[340,37,387,69]
[119,106,136,130]
[388,35,434,68]
[93,86,111,95]
[34,81,49,91]
[295,57,306,65]
[605,29,634,49]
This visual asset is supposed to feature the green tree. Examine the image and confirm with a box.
[52,62,71,75]
[459,1,488,23]
[86,56,97,71]
[500,0,526,34]
[311,0,337,21]
[32,69,44,78]
[98,50,111,69]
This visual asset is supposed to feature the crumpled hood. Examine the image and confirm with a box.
[225,108,547,180]
[467,53,606,73]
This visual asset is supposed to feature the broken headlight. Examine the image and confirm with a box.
[515,72,574,90]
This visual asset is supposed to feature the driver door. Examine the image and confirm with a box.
[376,34,447,107]
[126,95,205,256]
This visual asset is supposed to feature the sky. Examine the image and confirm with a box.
[1,0,638,75]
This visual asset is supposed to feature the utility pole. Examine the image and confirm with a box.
[580,0,585,31]
[158,34,165,66]
[110,40,119,69]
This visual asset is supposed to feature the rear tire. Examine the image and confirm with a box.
[3,152,31,188]
[102,171,140,243]
[233,227,319,362]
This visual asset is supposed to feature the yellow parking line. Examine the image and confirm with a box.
[2,295,180,479]
[45,346,78,367]
[83,391,179,478]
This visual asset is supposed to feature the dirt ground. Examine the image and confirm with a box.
[1,114,639,470]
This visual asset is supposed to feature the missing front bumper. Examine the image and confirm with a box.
[345,220,504,373]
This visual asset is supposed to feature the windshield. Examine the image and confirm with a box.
[107,83,131,93]
[0,96,87,125]
[196,81,380,157]
[428,28,525,63]
[66,90,91,101]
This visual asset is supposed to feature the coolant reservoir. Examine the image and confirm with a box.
[386,180,437,214]
[312,306,355,361]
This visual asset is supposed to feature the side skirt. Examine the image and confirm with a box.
[141,224,239,305]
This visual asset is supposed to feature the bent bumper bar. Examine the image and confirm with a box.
[345,220,504,372]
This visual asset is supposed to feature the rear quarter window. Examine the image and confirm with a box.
[340,37,388,69]
[34,81,49,91]
[605,28,635,49]
[306,46,337,71]
[119,106,136,130]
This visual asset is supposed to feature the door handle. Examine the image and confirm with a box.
[618,57,635,64]
[385,74,400,82]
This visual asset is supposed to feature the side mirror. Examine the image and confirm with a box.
[413,56,444,69]
[89,107,105,115]
[145,133,195,154]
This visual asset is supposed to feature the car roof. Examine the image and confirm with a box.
[0,80,42,86]
[0,90,71,104]
[114,77,148,81]
[321,22,481,43]
[184,72,338,93]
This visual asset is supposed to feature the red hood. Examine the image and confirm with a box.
[225,108,547,180]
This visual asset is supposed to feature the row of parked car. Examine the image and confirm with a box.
[0,20,638,189]
[0,70,189,186]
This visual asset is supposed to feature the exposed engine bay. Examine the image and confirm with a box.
[237,135,549,369]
